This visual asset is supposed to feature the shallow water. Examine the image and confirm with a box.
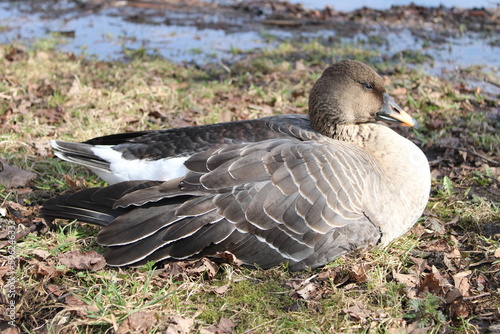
[293,0,496,10]
[0,4,267,62]
[0,1,499,95]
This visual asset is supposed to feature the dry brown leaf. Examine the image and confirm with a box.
[0,265,10,275]
[63,294,99,318]
[444,287,462,304]
[350,263,370,282]
[57,250,106,271]
[410,223,427,239]
[475,273,488,288]
[47,284,66,297]
[160,258,219,280]
[391,87,407,96]
[426,119,445,130]
[387,319,435,334]
[317,267,337,281]
[296,282,317,300]
[212,283,230,295]
[63,174,87,189]
[445,248,461,259]
[184,258,218,279]
[2,201,38,224]
[0,266,10,285]
[116,311,157,334]
[393,272,419,288]
[248,104,273,115]
[32,249,51,260]
[453,271,471,297]
[160,262,184,279]
[216,317,236,333]
[218,111,233,123]
[28,81,54,98]
[343,301,372,322]
[200,317,236,334]
[294,60,306,71]
[393,269,421,299]
[63,294,86,307]
[0,325,20,334]
[169,117,193,128]
[394,257,431,299]
[10,187,32,196]
[32,106,65,126]
[5,46,27,62]
[443,255,456,272]
[64,174,79,188]
[0,227,9,239]
[216,251,242,267]
[494,248,500,258]
[446,215,460,226]
[287,274,326,301]
[287,279,302,298]
[419,266,452,296]
[409,257,428,276]
[448,299,469,318]
[0,158,36,188]
[343,283,358,290]
[31,259,66,278]
[422,238,451,252]
[427,217,446,234]
[165,316,195,334]
[404,321,433,334]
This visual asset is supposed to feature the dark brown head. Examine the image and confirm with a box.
[308,60,416,137]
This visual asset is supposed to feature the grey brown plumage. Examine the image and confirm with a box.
[41,60,430,270]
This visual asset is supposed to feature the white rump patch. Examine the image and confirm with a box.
[90,146,189,184]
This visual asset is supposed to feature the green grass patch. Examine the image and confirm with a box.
[0,38,498,333]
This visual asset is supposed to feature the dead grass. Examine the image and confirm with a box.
[0,37,499,333]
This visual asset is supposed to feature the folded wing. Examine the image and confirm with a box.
[42,137,383,270]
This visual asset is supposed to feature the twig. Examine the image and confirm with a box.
[440,145,500,166]
[0,222,39,250]
[463,292,491,301]
[243,320,277,333]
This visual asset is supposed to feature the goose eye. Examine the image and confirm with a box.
[363,83,373,90]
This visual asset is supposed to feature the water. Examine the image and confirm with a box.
[293,0,497,10]
[0,1,499,94]
[0,4,268,62]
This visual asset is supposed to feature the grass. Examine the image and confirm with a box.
[0,35,499,333]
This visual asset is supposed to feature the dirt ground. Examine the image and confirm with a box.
[14,0,500,32]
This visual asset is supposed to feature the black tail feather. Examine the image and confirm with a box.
[40,181,163,227]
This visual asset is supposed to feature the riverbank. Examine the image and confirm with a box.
[0,35,499,332]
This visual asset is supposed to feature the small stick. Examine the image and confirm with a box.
[440,145,500,166]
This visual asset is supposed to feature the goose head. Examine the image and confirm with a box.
[308,59,417,138]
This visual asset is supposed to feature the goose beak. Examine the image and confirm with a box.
[376,93,418,128]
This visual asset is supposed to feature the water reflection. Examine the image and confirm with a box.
[0,1,498,94]
[292,0,496,10]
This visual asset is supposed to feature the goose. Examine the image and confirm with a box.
[41,60,430,271]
